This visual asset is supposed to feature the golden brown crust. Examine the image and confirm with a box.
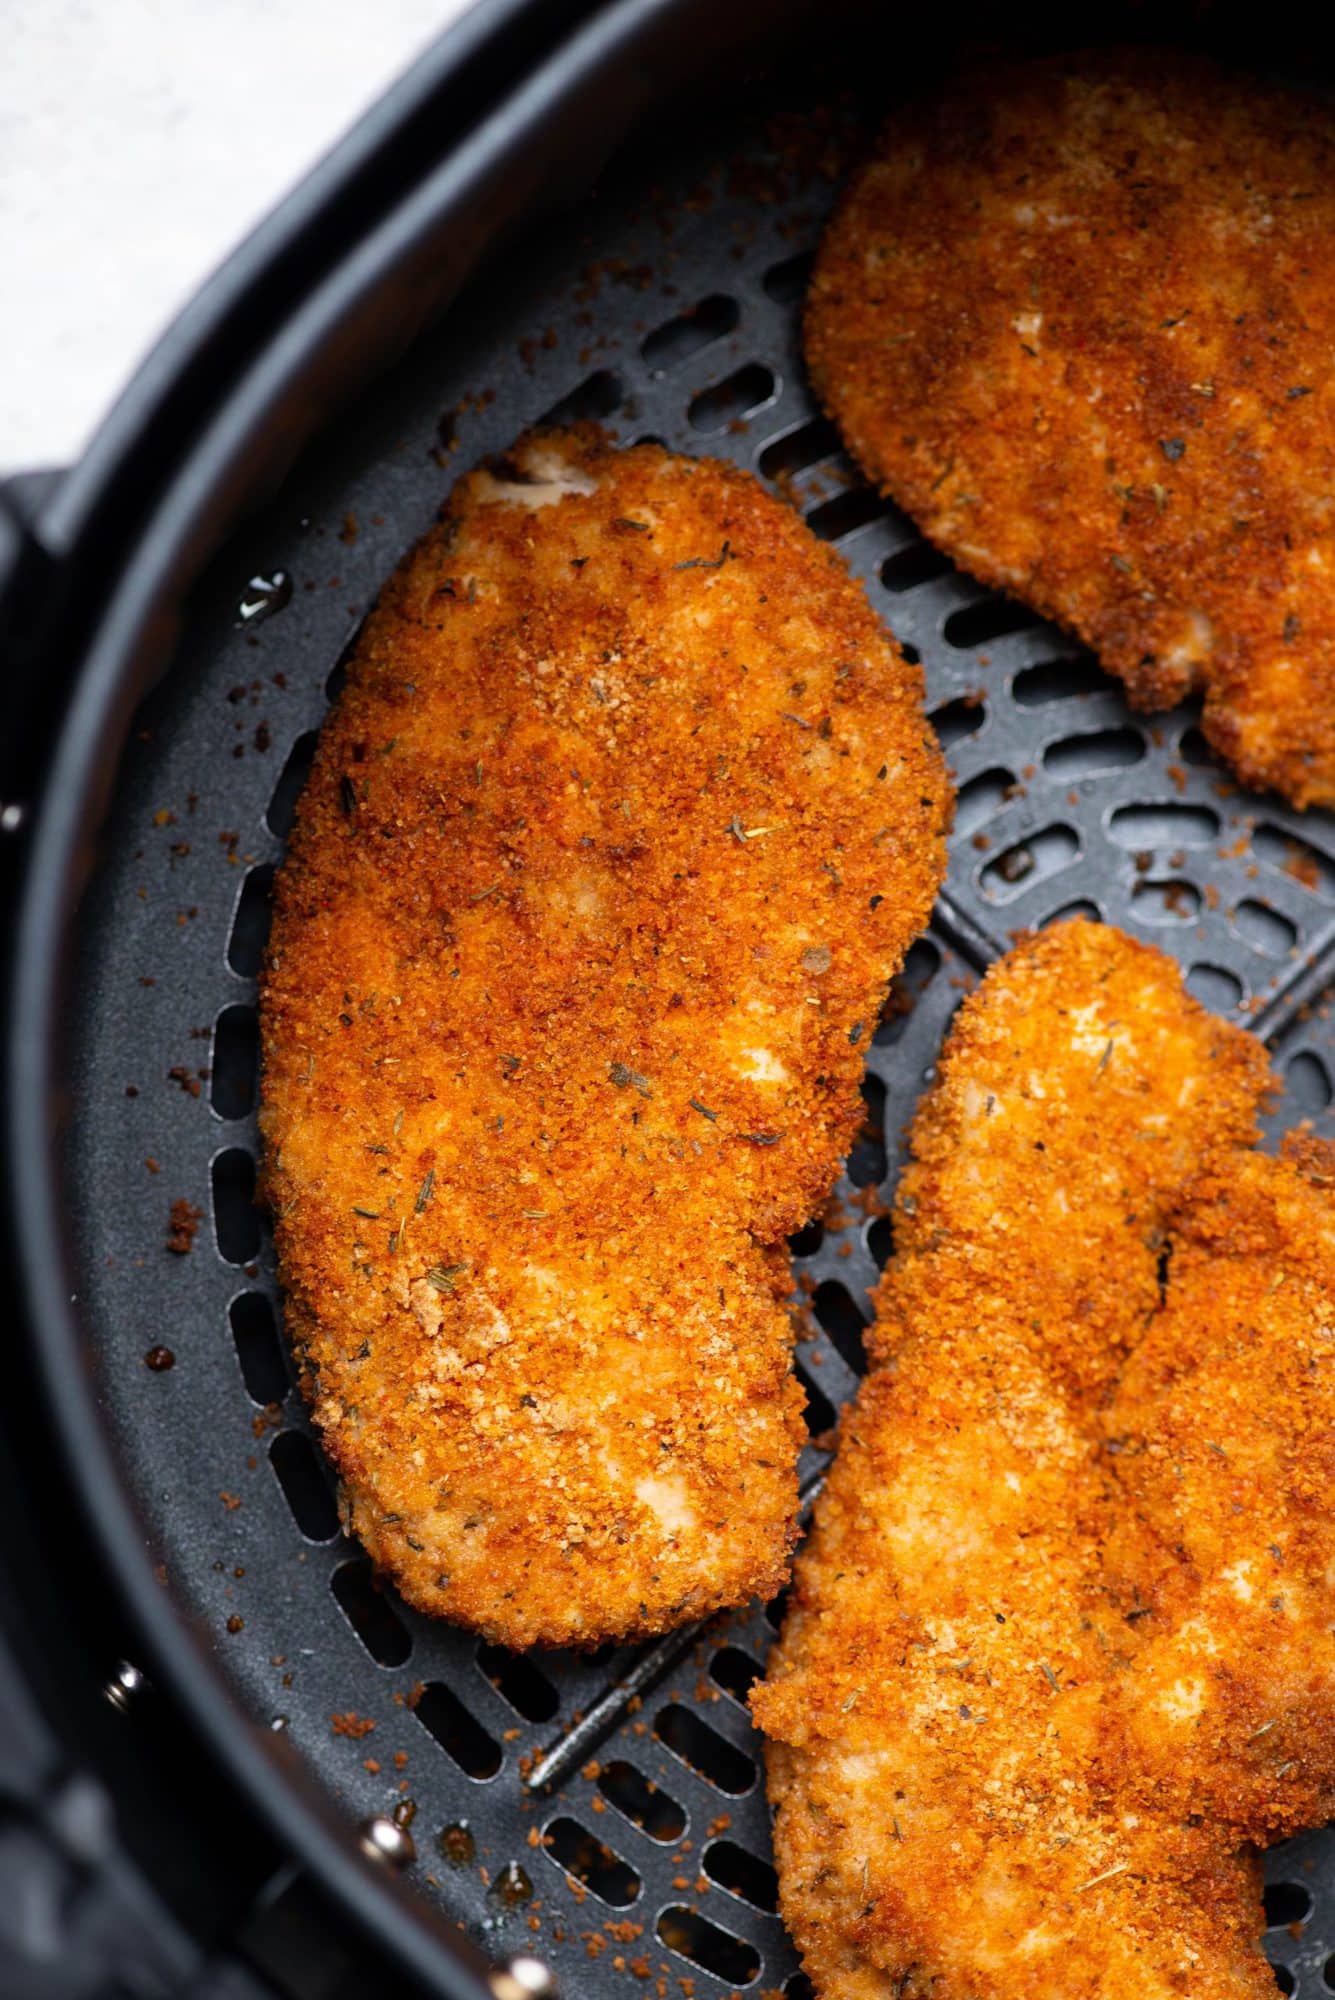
[1098,1134,1335,1839]
[753,921,1278,2000]
[259,428,950,1650]
[807,49,1335,807]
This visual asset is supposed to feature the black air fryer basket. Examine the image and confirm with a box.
[4,4,1335,1996]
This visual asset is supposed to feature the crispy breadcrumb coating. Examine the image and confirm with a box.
[753,921,1280,2000]
[807,51,1335,807]
[260,428,949,1650]
[1098,1135,1335,1842]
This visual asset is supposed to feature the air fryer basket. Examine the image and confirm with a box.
[28,22,1335,2000]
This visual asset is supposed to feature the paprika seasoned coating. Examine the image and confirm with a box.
[753,922,1277,2000]
[807,50,1335,807]
[1098,1135,1335,1843]
[260,428,950,1651]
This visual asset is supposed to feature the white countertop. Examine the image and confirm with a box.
[0,0,472,474]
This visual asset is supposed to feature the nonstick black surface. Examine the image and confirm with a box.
[63,76,1335,2000]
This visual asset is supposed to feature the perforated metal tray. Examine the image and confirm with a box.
[64,80,1335,2000]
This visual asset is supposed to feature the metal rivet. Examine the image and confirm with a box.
[490,1957,558,2000]
[1,802,25,833]
[103,1660,148,1712]
[358,1815,416,1870]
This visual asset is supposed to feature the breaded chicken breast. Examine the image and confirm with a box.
[807,51,1335,807]
[753,922,1275,2000]
[1098,1135,1335,1842]
[260,428,949,1650]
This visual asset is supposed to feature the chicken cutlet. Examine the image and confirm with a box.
[260,427,950,1650]
[1097,1134,1335,1843]
[752,921,1276,1999]
[806,50,1335,807]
